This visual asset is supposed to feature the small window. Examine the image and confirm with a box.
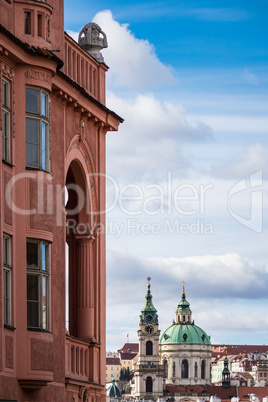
[25,87,49,170]
[25,11,32,35]
[2,78,11,163]
[38,14,43,37]
[3,234,12,326]
[27,239,50,330]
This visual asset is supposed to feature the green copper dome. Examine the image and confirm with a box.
[160,282,211,345]
[159,323,211,345]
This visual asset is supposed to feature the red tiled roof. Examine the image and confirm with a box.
[106,357,120,365]
[121,352,137,360]
[119,343,139,354]
[212,345,268,356]
[231,372,253,380]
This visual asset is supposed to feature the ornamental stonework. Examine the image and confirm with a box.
[1,63,15,79]
[25,69,52,85]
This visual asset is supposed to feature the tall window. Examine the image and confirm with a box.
[181,359,188,379]
[146,376,152,393]
[201,360,206,379]
[163,360,168,378]
[3,234,12,326]
[25,87,49,170]
[2,78,11,163]
[27,240,50,330]
[146,340,153,356]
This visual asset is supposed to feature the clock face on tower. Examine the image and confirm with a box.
[144,324,155,334]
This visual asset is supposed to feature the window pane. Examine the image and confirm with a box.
[26,118,38,144]
[42,243,48,271]
[41,122,47,170]
[27,242,39,269]
[42,277,48,329]
[41,93,47,117]
[27,274,39,300]
[2,81,9,107]
[26,88,38,114]
[4,269,11,325]
[27,301,39,327]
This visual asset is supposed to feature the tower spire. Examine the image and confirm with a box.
[140,278,158,324]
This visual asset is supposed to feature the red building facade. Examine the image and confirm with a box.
[0,0,122,400]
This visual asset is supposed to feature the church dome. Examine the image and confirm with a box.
[160,283,211,345]
[159,322,211,345]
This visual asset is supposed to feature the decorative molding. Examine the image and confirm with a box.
[25,69,52,85]
[1,64,15,79]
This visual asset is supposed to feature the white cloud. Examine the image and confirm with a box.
[106,92,212,180]
[92,10,174,89]
[211,143,268,179]
[243,68,259,85]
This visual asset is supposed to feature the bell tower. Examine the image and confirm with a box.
[134,278,164,398]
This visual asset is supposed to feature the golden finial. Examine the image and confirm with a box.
[182,280,186,294]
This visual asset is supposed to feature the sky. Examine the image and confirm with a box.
[64,0,268,351]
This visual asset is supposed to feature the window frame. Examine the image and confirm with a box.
[26,239,50,331]
[3,233,12,326]
[2,78,11,163]
[25,86,50,171]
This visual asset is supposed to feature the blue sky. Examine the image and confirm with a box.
[64,1,268,351]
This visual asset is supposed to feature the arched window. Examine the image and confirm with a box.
[146,376,153,393]
[146,340,153,356]
[181,359,188,378]
[163,360,168,378]
[173,361,176,377]
[201,360,206,379]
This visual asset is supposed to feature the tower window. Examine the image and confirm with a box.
[24,11,32,34]
[163,360,168,378]
[173,361,176,377]
[146,340,153,356]
[181,359,188,378]
[201,360,206,379]
[146,376,152,393]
